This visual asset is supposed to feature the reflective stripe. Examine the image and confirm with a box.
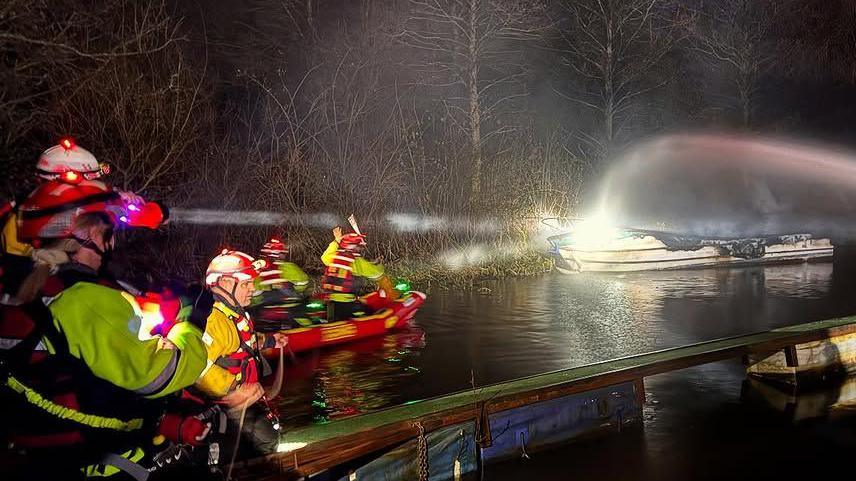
[365,271,384,281]
[0,337,22,350]
[1,293,20,305]
[2,337,50,352]
[85,448,148,480]
[328,293,356,302]
[133,348,178,396]
[331,263,353,271]
[5,375,143,431]
[103,451,149,481]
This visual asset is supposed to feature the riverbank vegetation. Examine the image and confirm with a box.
[4,0,856,288]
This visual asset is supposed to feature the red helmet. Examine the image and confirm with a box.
[205,249,265,286]
[16,180,124,241]
[339,233,366,252]
[260,237,288,259]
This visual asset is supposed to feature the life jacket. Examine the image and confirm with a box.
[320,248,356,297]
[257,260,290,290]
[0,273,151,452]
[0,264,104,363]
[211,302,263,386]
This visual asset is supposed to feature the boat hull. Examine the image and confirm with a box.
[551,233,833,273]
[267,291,427,354]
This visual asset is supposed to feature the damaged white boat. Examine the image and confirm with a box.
[547,223,833,273]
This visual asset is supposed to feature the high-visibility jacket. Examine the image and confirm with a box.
[255,260,309,294]
[319,241,384,302]
[195,302,271,398]
[1,282,207,451]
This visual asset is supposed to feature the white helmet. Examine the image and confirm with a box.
[205,249,265,286]
[36,138,107,181]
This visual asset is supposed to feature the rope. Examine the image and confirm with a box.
[415,422,429,481]
[265,346,285,399]
[225,401,249,481]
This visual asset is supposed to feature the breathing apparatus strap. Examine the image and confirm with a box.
[212,291,245,318]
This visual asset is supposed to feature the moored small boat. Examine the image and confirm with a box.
[548,226,833,273]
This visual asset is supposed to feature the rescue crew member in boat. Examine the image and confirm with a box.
[250,237,313,328]
[195,249,287,455]
[255,236,309,295]
[319,225,399,320]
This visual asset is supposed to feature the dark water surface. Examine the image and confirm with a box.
[486,359,856,481]
[275,254,856,429]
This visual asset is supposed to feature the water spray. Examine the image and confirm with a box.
[594,133,856,241]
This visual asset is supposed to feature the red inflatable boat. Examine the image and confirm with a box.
[266,290,426,354]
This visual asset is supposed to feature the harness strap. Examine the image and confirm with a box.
[97,452,150,481]
[18,191,120,219]
[5,375,144,431]
[214,356,242,369]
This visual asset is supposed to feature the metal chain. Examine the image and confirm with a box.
[415,422,429,481]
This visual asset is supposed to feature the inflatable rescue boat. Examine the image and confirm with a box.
[259,290,427,354]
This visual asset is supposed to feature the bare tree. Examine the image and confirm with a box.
[773,0,856,84]
[397,0,548,202]
[688,0,778,128]
[553,0,686,161]
[0,0,195,195]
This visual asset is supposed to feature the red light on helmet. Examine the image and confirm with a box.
[59,137,75,150]
[61,170,82,184]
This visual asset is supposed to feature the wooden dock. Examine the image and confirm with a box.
[236,315,856,480]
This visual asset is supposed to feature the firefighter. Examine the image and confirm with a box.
[256,237,309,294]
[1,138,166,298]
[250,237,312,329]
[319,226,399,321]
[0,180,209,479]
[195,250,287,456]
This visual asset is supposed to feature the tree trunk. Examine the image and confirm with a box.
[603,14,615,158]
[738,75,752,128]
[468,0,482,202]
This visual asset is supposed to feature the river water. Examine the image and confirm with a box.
[275,253,856,430]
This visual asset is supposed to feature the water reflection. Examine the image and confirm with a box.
[743,375,856,423]
[273,327,425,429]
[276,260,854,428]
